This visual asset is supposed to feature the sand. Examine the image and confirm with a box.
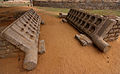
[0,7,120,74]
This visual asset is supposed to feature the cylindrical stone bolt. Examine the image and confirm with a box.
[23,48,38,70]
[92,36,111,52]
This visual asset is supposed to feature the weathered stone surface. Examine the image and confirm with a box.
[0,25,18,58]
[66,9,117,52]
[103,17,120,42]
[62,19,67,23]
[1,9,42,70]
[75,34,93,46]
[59,13,67,18]
[38,40,46,54]
[41,20,45,25]
[33,1,120,10]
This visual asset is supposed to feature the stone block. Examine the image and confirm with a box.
[1,9,42,70]
[66,9,117,52]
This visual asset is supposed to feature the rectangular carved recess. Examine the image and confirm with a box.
[66,9,118,42]
[1,9,42,70]
[1,9,41,51]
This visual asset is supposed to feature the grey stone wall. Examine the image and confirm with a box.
[33,1,120,9]
[0,26,19,58]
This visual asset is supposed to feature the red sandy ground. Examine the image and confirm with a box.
[0,7,120,74]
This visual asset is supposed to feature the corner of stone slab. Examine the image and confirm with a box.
[102,45,111,53]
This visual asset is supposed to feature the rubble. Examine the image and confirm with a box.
[62,19,67,23]
[38,40,46,54]
[104,17,120,42]
[41,20,45,25]
[75,34,93,46]
[59,13,67,18]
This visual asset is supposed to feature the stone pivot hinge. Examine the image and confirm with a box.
[0,9,44,70]
[65,9,119,52]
